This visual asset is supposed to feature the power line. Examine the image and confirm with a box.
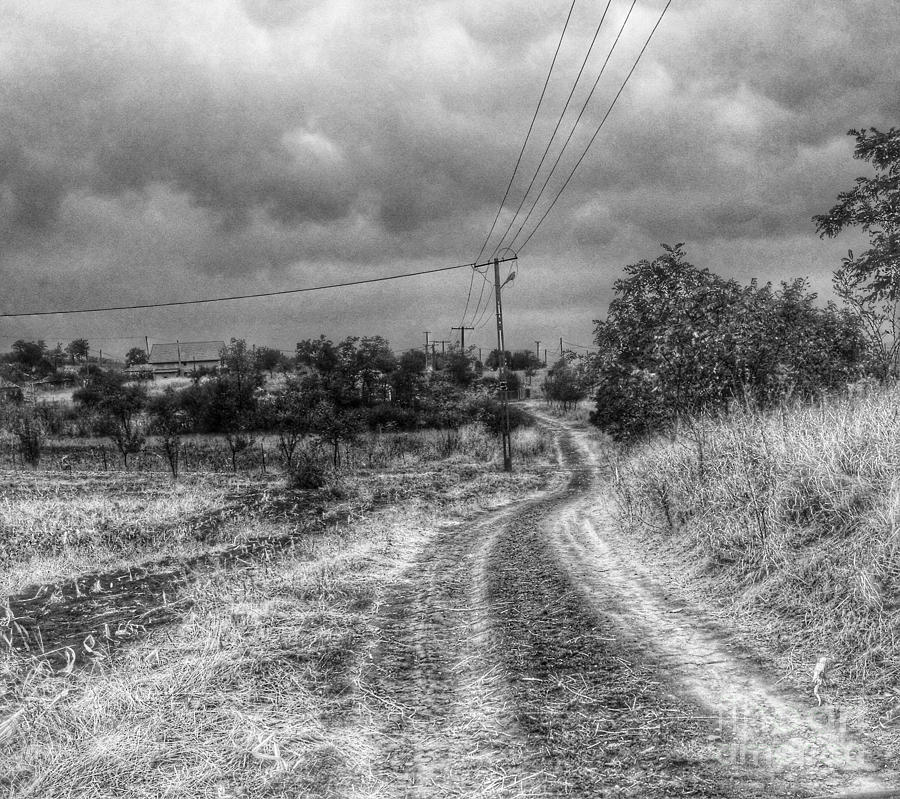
[490,0,614,259]
[518,0,673,253]
[465,264,492,328]
[474,0,577,265]
[508,0,638,252]
[0,258,516,318]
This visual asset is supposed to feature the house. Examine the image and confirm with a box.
[148,341,225,376]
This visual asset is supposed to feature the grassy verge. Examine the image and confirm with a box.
[612,385,900,710]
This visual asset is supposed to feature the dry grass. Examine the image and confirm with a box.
[0,471,276,597]
[0,442,556,797]
[613,384,900,689]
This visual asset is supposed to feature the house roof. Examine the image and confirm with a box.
[149,341,225,364]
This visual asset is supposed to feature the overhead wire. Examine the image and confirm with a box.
[474,0,578,266]
[489,0,614,260]
[0,259,515,318]
[517,0,673,253]
[507,0,639,252]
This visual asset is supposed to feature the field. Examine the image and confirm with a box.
[3,405,900,797]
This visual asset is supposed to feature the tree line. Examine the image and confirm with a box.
[589,127,900,441]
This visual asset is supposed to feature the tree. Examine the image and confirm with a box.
[254,346,286,374]
[543,358,590,410]
[591,245,868,440]
[125,347,149,367]
[262,376,316,472]
[814,128,900,378]
[148,388,189,479]
[11,340,50,375]
[66,338,90,363]
[95,383,147,466]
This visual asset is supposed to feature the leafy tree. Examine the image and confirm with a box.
[591,244,868,440]
[312,400,360,468]
[543,358,590,410]
[95,383,147,466]
[66,338,90,363]
[390,349,427,408]
[814,127,900,378]
[11,340,51,375]
[125,347,149,367]
[261,376,316,471]
[254,346,287,374]
[148,388,189,479]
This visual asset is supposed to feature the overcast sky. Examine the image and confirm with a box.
[1,0,897,359]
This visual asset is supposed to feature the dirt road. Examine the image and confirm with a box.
[358,411,898,797]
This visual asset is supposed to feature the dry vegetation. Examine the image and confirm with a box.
[612,384,900,704]
[0,420,557,797]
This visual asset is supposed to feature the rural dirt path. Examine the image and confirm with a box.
[358,409,899,798]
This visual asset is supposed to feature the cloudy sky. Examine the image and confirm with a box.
[1,0,897,359]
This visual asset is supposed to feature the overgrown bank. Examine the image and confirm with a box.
[611,384,900,704]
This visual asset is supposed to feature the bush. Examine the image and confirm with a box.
[364,403,420,431]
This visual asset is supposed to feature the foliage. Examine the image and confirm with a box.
[592,244,869,440]
[543,357,591,409]
[485,349,542,371]
[93,382,147,466]
[147,387,190,478]
[125,347,149,367]
[10,339,52,376]
[259,376,316,471]
[66,338,90,363]
[814,127,900,378]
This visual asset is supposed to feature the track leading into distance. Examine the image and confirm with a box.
[358,408,898,798]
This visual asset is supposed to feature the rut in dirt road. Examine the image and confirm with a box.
[362,412,900,797]
[363,423,732,797]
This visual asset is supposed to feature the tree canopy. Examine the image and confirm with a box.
[814,127,900,377]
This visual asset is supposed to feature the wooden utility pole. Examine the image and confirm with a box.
[494,257,512,472]
[451,326,474,352]
[424,331,431,369]
[560,337,564,358]
[435,340,450,356]
[535,340,541,361]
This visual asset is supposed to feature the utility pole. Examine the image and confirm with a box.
[543,348,548,366]
[451,326,474,352]
[560,337,564,358]
[494,257,512,472]
[435,340,450,356]
[535,340,541,362]
[145,335,150,356]
[424,331,431,370]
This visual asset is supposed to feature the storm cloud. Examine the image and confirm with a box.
[0,0,896,352]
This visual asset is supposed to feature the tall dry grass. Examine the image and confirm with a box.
[614,383,900,685]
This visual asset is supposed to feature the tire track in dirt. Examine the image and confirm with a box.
[365,410,900,796]
[364,425,737,797]
[363,503,538,796]
[529,409,900,796]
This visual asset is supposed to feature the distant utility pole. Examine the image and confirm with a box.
[494,257,513,472]
[543,348,548,366]
[424,331,431,369]
[451,326,474,352]
[560,337,564,358]
[534,340,541,361]
[436,340,450,356]
[145,335,150,356]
